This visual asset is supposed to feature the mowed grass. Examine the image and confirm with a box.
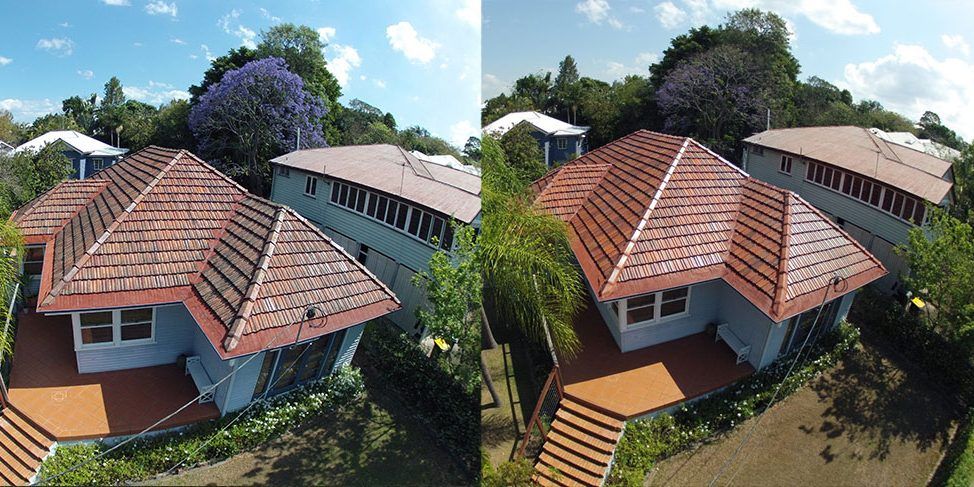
[152,370,468,486]
[649,332,957,487]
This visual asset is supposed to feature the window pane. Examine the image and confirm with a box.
[347,187,358,209]
[881,190,894,211]
[418,213,432,240]
[121,308,152,324]
[330,183,340,203]
[870,186,882,206]
[841,174,853,194]
[366,193,378,217]
[396,205,409,229]
[24,262,43,274]
[859,181,872,202]
[321,329,347,376]
[252,351,278,396]
[429,217,443,245]
[851,177,862,198]
[823,167,832,187]
[81,326,113,344]
[660,299,687,317]
[80,311,112,327]
[912,204,926,225]
[805,162,815,180]
[902,198,915,221]
[376,197,388,221]
[355,191,367,212]
[814,164,824,183]
[120,323,152,341]
[441,223,454,250]
[408,210,422,235]
[339,184,349,206]
[300,338,330,383]
[627,305,655,324]
[385,201,398,225]
[662,287,688,301]
[25,247,44,261]
[272,344,308,391]
[830,171,842,190]
[628,294,656,309]
[891,193,904,216]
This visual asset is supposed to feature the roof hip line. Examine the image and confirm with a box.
[223,206,287,352]
[771,191,792,317]
[44,150,186,304]
[606,138,690,287]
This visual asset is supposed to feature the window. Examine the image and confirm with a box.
[304,176,317,197]
[278,165,290,177]
[74,307,155,349]
[22,246,44,276]
[357,244,369,265]
[804,160,927,225]
[750,145,764,156]
[778,155,792,174]
[91,158,104,171]
[556,138,568,150]
[621,286,691,327]
[252,350,279,397]
[253,329,347,398]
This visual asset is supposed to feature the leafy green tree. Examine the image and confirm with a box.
[479,136,583,357]
[650,25,722,89]
[413,225,482,394]
[150,99,194,149]
[462,136,481,162]
[62,94,98,135]
[917,110,967,152]
[0,144,73,214]
[257,23,341,103]
[900,208,974,349]
[189,47,259,104]
[482,93,536,126]
[553,55,581,123]
[26,114,81,139]
[499,124,546,181]
[0,110,23,145]
[952,145,974,224]
[0,220,23,357]
[97,77,126,146]
[117,100,158,151]
[398,126,462,158]
[512,72,553,112]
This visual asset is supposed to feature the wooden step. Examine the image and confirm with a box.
[554,409,622,443]
[0,416,47,462]
[561,399,624,431]
[0,444,35,483]
[544,441,608,477]
[552,419,617,455]
[538,451,602,486]
[546,430,612,465]
[0,456,27,486]
[0,408,55,486]
[533,464,574,487]
[3,409,52,451]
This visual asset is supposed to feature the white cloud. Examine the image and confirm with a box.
[259,7,281,24]
[654,1,687,29]
[482,73,507,98]
[59,22,71,28]
[200,44,215,61]
[842,44,974,140]
[77,69,94,79]
[36,38,74,56]
[327,44,361,87]
[235,25,257,49]
[605,52,660,79]
[133,41,143,47]
[386,22,439,64]
[218,9,238,32]
[218,10,256,48]
[317,27,336,42]
[0,99,58,122]
[575,0,623,29]
[702,0,878,35]
[449,120,476,147]
[373,79,387,89]
[942,34,971,57]
[101,0,130,5]
[144,1,177,17]
[170,37,185,45]
[0,57,11,67]
[123,81,190,105]
[456,0,480,29]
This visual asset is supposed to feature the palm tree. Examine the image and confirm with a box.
[478,136,584,406]
[0,220,23,359]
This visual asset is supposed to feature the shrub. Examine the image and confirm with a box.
[607,321,860,486]
[39,366,365,485]
[358,322,479,477]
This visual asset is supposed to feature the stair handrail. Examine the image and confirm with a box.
[517,364,563,458]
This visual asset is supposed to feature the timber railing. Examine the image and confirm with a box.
[0,281,19,409]
[517,364,564,458]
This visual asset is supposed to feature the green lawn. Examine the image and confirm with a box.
[648,332,957,486]
[152,371,467,486]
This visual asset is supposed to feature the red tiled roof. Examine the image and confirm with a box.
[533,130,887,322]
[11,146,400,358]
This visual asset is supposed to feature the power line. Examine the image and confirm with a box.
[708,275,843,487]
[36,305,325,485]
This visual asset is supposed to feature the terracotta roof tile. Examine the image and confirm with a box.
[12,146,400,358]
[534,130,887,322]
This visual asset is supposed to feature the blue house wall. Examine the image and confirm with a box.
[58,147,123,179]
[529,131,587,166]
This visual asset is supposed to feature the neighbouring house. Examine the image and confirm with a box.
[269,144,481,338]
[14,130,128,179]
[410,150,481,175]
[483,111,589,166]
[742,126,954,292]
[527,130,886,485]
[0,140,14,156]
[869,127,962,161]
[6,146,399,453]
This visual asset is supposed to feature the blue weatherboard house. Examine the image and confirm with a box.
[484,111,590,166]
[270,144,482,338]
[14,130,128,179]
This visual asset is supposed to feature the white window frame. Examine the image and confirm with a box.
[804,160,926,225]
[21,245,44,283]
[72,307,157,351]
[778,155,792,175]
[614,286,692,331]
[304,176,317,197]
[91,158,104,172]
[556,138,568,150]
[277,165,290,177]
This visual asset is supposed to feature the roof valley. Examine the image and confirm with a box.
[43,150,185,304]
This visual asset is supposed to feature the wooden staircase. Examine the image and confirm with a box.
[533,397,624,486]
[0,406,55,485]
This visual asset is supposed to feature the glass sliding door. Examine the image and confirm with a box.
[259,328,350,397]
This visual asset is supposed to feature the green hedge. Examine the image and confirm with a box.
[608,321,861,486]
[39,366,365,485]
[849,287,974,404]
[358,322,479,477]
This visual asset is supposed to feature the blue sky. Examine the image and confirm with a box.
[0,0,480,147]
[484,0,974,140]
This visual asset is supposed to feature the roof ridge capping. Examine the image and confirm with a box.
[223,205,287,351]
[771,190,792,317]
[43,150,186,304]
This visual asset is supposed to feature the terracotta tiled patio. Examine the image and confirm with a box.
[8,312,220,440]
[560,299,755,419]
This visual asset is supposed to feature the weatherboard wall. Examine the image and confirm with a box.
[75,303,196,373]
[332,323,365,372]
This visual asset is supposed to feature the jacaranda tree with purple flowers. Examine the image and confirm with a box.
[189,57,327,195]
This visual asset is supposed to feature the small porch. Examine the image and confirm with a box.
[7,312,220,441]
[560,299,754,419]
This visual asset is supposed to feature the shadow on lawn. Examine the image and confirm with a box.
[235,370,468,486]
[804,332,955,462]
